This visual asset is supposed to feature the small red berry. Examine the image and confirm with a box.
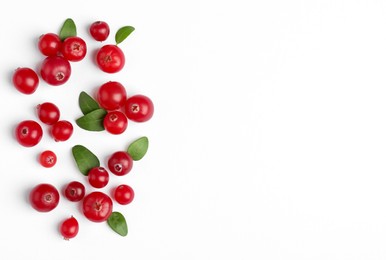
[60,216,79,240]
[64,181,85,202]
[15,120,43,147]
[114,184,135,205]
[108,151,133,176]
[12,67,39,95]
[89,21,110,41]
[124,94,154,122]
[29,183,60,212]
[82,192,113,222]
[61,36,87,62]
[88,167,109,188]
[40,56,71,86]
[39,150,57,168]
[51,120,73,142]
[36,102,60,125]
[103,111,128,135]
[96,44,125,73]
[38,33,61,56]
[96,81,127,110]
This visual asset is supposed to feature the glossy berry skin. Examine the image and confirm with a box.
[96,81,127,110]
[51,120,73,142]
[82,191,113,222]
[60,216,79,240]
[88,167,109,188]
[89,21,110,41]
[64,181,85,202]
[61,36,87,62]
[104,111,128,135]
[38,33,61,56]
[39,150,57,168]
[15,120,43,147]
[114,184,135,205]
[96,44,125,73]
[40,56,71,86]
[108,151,133,176]
[12,67,39,95]
[29,183,60,212]
[125,95,154,122]
[36,102,60,125]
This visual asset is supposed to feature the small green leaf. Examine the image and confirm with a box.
[127,136,149,161]
[79,91,100,115]
[76,109,107,131]
[59,18,77,41]
[115,26,135,45]
[72,145,100,175]
[107,212,128,236]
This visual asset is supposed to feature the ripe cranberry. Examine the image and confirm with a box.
[103,111,128,135]
[96,81,127,110]
[124,94,154,122]
[89,21,110,41]
[38,33,61,56]
[51,120,73,142]
[88,167,109,188]
[107,151,133,176]
[40,56,71,86]
[29,183,60,212]
[36,102,60,125]
[61,36,87,62]
[114,184,135,205]
[15,120,43,147]
[60,216,79,240]
[12,67,39,95]
[82,191,113,222]
[39,150,57,168]
[64,181,85,202]
[96,44,125,73]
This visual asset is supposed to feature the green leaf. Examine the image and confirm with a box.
[115,26,135,45]
[79,91,100,115]
[107,212,128,236]
[76,108,107,131]
[127,136,149,161]
[59,18,77,41]
[72,145,100,175]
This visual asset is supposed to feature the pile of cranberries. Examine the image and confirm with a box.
[12,19,153,240]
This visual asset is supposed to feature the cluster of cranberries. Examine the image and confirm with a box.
[96,81,154,134]
[12,19,152,239]
[15,101,73,167]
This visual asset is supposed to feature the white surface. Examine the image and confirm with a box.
[2,0,386,259]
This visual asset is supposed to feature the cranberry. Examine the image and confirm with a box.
[61,36,87,62]
[64,181,85,202]
[39,150,57,168]
[82,192,113,222]
[15,120,43,147]
[104,111,128,135]
[38,33,61,56]
[96,44,125,73]
[124,94,154,122]
[36,102,60,125]
[29,183,60,212]
[89,21,110,41]
[51,120,73,142]
[40,56,71,86]
[12,67,39,95]
[60,216,79,240]
[88,167,109,188]
[113,184,135,205]
[107,151,133,176]
[96,81,127,110]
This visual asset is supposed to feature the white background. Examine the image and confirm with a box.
[1,0,386,259]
